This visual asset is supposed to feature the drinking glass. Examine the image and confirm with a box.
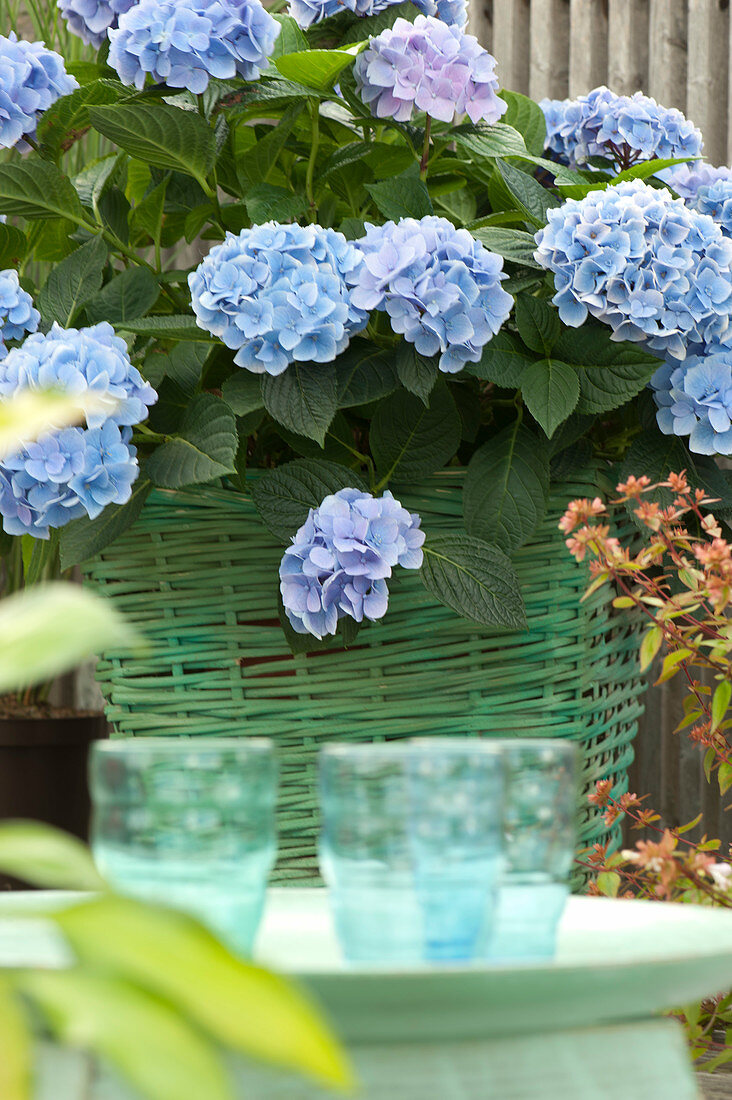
[89,738,277,956]
[488,739,579,962]
[318,739,503,965]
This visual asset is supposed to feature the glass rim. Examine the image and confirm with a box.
[487,738,579,753]
[320,739,504,759]
[90,737,274,754]
[410,737,577,752]
[320,737,579,759]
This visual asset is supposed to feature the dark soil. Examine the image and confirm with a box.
[0,698,102,720]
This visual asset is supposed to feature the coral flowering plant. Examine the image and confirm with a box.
[561,474,732,1067]
[5,6,732,649]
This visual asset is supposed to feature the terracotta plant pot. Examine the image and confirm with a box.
[0,713,107,889]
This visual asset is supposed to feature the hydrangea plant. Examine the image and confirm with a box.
[3,2,732,647]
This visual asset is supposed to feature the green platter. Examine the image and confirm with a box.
[0,889,728,1100]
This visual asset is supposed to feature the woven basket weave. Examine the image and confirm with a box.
[83,469,645,884]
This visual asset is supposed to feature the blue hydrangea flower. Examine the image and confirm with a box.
[280,487,425,639]
[0,33,78,150]
[540,95,587,167]
[351,215,512,373]
[290,0,428,29]
[0,322,157,428]
[432,0,468,28]
[288,0,342,26]
[189,223,368,375]
[353,15,505,124]
[109,0,280,93]
[289,0,465,30]
[540,86,702,172]
[534,180,732,361]
[660,162,732,201]
[694,179,732,238]
[651,348,732,454]
[0,270,39,359]
[57,0,136,50]
[0,323,157,539]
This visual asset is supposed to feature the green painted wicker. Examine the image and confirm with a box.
[82,469,645,884]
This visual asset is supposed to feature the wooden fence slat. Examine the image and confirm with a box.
[568,0,609,97]
[529,0,570,101]
[686,0,728,166]
[648,0,688,109]
[492,0,531,93]
[607,0,650,96]
[728,2,732,163]
[467,0,492,53]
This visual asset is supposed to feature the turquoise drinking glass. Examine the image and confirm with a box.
[318,739,503,965]
[89,738,277,956]
[488,739,579,962]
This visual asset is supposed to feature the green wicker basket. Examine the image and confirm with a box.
[82,469,645,883]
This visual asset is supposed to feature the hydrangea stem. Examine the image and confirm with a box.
[306,100,320,222]
[419,116,432,178]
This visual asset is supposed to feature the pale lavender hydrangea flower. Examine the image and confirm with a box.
[280,487,424,639]
[534,180,732,361]
[659,162,732,201]
[57,0,136,50]
[0,33,78,150]
[109,0,280,93]
[353,14,506,124]
[350,215,512,373]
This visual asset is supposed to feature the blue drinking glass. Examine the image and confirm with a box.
[318,739,503,965]
[488,739,579,962]
[89,738,277,956]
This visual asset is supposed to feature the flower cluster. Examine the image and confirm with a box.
[431,0,467,28]
[289,0,466,29]
[534,180,732,361]
[0,322,157,428]
[58,0,137,49]
[353,15,505,125]
[570,476,732,1069]
[0,33,78,150]
[540,86,702,171]
[562,472,732,756]
[661,161,732,201]
[109,0,279,93]
[351,215,512,373]
[694,179,732,238]
[280,488,424,638]
[0,323,157,539]
[189,223,367,375]
[650,349,732,454]
[0,270,39,359]
[540,96,585,167]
